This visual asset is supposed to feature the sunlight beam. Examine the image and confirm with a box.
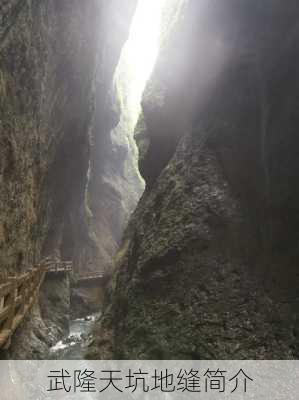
[113,0,166,133]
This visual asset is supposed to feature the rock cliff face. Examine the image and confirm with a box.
[85,0,143,275]
[91,0,299,359]
[0,0,137,358]
[0,0,100,358]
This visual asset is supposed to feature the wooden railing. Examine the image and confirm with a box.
[0,261,107,349]
[45,260,73,273]
[76,272,104,283]
[0,265,46,349]
[0,259,73,349]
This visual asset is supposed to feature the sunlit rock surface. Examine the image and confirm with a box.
[91,0,299,359]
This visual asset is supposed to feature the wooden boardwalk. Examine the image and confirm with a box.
[0,260,72,349]
[0,260,105,349]
[76,272,104,284]
[45,260,72,273]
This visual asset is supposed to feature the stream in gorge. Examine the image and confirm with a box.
[49,313,100,359]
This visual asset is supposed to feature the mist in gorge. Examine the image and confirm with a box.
[1,0,299,371]
[111,0,186,184]
[114,0,164,135]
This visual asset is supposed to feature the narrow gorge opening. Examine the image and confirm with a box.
[48,0,184,359]
[0,0,190,360]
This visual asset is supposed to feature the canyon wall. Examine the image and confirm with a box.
[91,0,299,359]
[84,0,144,276]
[1,0,100,358]
[0,0,137,358]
